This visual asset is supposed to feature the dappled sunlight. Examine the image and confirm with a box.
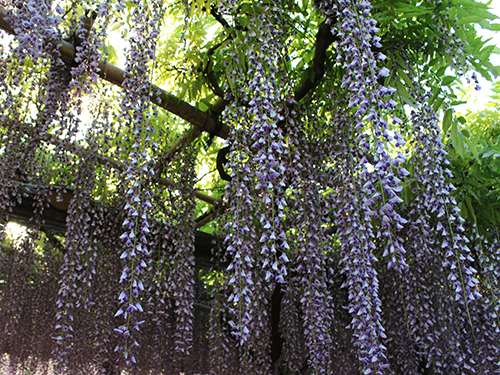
[4,222,27,244]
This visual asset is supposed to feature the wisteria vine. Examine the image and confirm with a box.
[0,0,499,374]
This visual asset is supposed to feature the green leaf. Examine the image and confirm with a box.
[471,8,498,21]
[451,122,465,158]
[302,67,314,82]
[236,30,245,42]
[397,69,414,89]
[106,43,118,65]
[441,76,456,86]
[464,196,477,224]
[464,138,480,161]
[455,15,483,25]
[429,86,441,106]
[238,15,250,28]
[432,97,445,112]
[489,23,500,32]
[443,108,453,134]
[239,3,252,13]
[435,66,447,77]
[449,6,457,21]
[396,80,413,103]
[451,100,468,106]
[482,151,500,158]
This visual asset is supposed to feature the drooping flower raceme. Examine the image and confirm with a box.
[398,103,498,373]
[113,0,164,366]
[314,0,406,372]
[222,3,290,373]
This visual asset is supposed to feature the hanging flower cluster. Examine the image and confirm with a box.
[321,0,408,270]
[307,0,405,372]
[326,109,389,375]
[150,143,197,366]
[113,0,164,366]
[0,235,61,374]
[394,103,499,373]
[284,131,335,373]
[474,228,500,316]
[221,3,291,372]
[0,1,63,212]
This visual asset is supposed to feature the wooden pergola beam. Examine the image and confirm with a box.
[0,8,337,144]
[3,182,221,269]
[0,7,230,140]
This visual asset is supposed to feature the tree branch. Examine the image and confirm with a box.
[1,7,336,184]
[1,7,337,142]
[294,21,338,101]
[210,6,231,30]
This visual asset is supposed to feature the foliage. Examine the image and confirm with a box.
[0,0,499,374]
[440,81,500,234]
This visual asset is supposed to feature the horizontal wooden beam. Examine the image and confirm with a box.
[9,119,220,206]
[0,7,230,140]
[4,182,221,269]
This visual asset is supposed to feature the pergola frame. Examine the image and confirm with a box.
[0,7,340,372]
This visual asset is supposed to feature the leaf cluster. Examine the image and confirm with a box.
[443,82,500,234]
